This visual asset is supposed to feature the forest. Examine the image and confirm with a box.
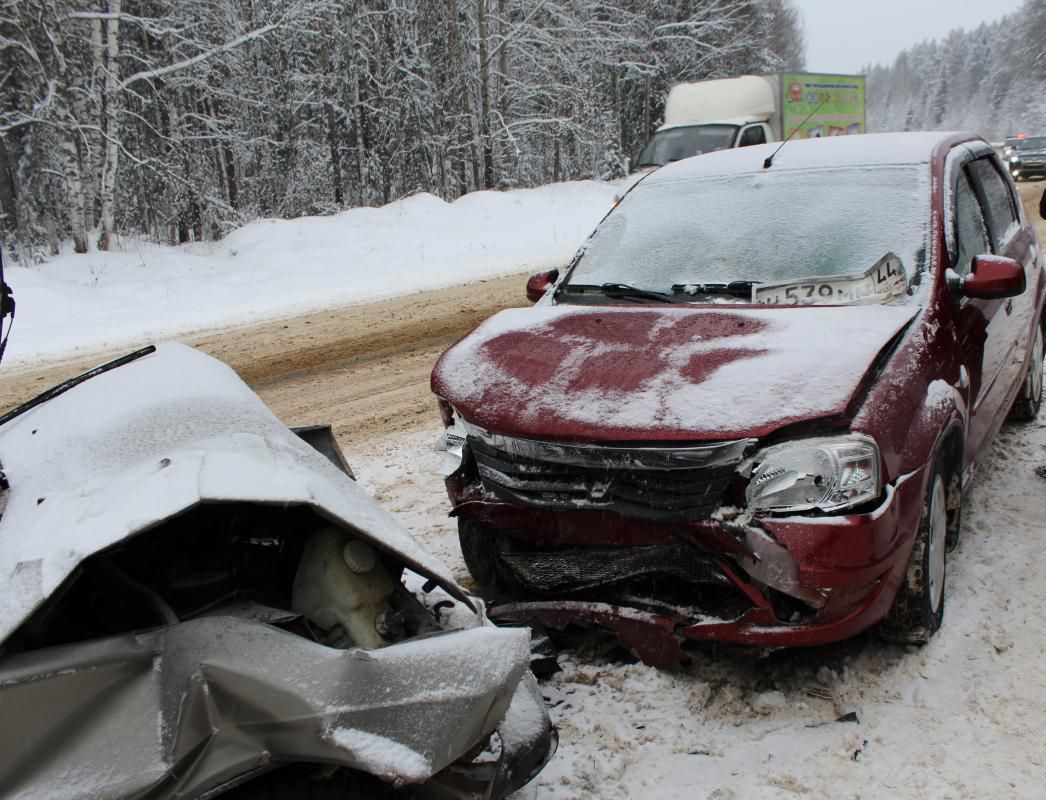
[0,0,802,259]
[867,0,1046,143]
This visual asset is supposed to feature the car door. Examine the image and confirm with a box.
[950,161,1008,460]
[958,156,1035,456]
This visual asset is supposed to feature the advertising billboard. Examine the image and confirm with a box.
[781,73,866,139]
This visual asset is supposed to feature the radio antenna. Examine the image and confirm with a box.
[763,96,829,169]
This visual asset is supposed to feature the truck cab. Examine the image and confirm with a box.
[634,120,772,170]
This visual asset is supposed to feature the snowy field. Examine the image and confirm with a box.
[3,180,617,366]
[351,420,1046,800]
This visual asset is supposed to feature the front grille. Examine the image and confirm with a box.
[467,432,751,522]
[499,545,730,595]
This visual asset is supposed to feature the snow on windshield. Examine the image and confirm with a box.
[569,165,930,301]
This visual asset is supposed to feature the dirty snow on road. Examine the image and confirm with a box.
[350,416,1046,799]
[4,180,616,367]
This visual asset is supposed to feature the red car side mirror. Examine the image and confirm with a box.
[964,255,1026,300]
[526,269,559,303]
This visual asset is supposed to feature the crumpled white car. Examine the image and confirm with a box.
[0,342,555,799]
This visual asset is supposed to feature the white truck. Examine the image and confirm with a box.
[629,72,866,175]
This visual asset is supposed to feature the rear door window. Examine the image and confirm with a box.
[967,158,1020,251]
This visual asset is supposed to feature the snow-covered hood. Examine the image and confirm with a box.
[0,342,469,646]
[432,303,919,442]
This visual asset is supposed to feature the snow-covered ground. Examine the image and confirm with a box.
[350,419,1046,800]
[4,180,617,366]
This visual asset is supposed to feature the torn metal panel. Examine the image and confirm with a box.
[0,342,472,647]
[0,342,557,797]
[0,618,544,799]
[735,525,828,608]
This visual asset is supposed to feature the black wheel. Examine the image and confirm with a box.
[457,519,527,600]
[879,460,949,644]
[1009,324,1044,421]
[458,518,501,593]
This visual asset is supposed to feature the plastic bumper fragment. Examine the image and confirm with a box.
[491,601,689,669]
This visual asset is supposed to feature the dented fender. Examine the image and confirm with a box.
[0,618,549,799]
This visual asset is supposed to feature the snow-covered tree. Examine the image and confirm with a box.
[867,0,1046,140]
[0,0,806,259]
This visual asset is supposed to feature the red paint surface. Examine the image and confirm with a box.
[433,304,916,442]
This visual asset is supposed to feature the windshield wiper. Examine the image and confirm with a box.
[560,283,676,303]
[671,281,760,300]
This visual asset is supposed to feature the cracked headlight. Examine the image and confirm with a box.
[435,417,467,476]
[745,435,880,513]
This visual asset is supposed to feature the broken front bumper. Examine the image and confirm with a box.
[0,616,555,799]
[462,468,928,666]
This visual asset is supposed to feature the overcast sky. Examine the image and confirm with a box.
[792,0,1026,74]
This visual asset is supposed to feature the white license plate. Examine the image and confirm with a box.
[753,253,907,306]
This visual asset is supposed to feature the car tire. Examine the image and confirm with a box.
[1009,324,1044,421]
[458,518,502,593]
[458,519,527,600]
[879,460,949,644]
[944,466,963,552]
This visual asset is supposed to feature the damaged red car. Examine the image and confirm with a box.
[431,132,1045,666]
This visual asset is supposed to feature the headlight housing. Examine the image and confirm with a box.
[1010,155,1020,163]
[744,435,881,513]
[435,410,468,476]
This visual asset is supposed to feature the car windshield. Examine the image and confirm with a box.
[565,165,930,305]
[1018,137,1046,149]
[637,125,738,168]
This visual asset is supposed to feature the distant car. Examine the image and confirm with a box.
[431,132,1045,665]
[1003,135,1024,158]
[1009,135,1046,181]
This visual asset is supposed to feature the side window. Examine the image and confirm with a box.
[967,158,1019,251]
[954,170,990,277]
[738,126,767,147]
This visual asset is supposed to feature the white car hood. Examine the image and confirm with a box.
[0,342,468,645]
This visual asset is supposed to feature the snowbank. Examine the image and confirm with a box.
[5,181,617,366]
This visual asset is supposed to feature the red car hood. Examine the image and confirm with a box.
[432,303,919,442]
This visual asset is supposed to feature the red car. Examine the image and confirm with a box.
[431,132,1045,666]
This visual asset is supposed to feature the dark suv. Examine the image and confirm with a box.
[1009,136,1046,181]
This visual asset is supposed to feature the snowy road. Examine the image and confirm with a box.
[0,272,531,453]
